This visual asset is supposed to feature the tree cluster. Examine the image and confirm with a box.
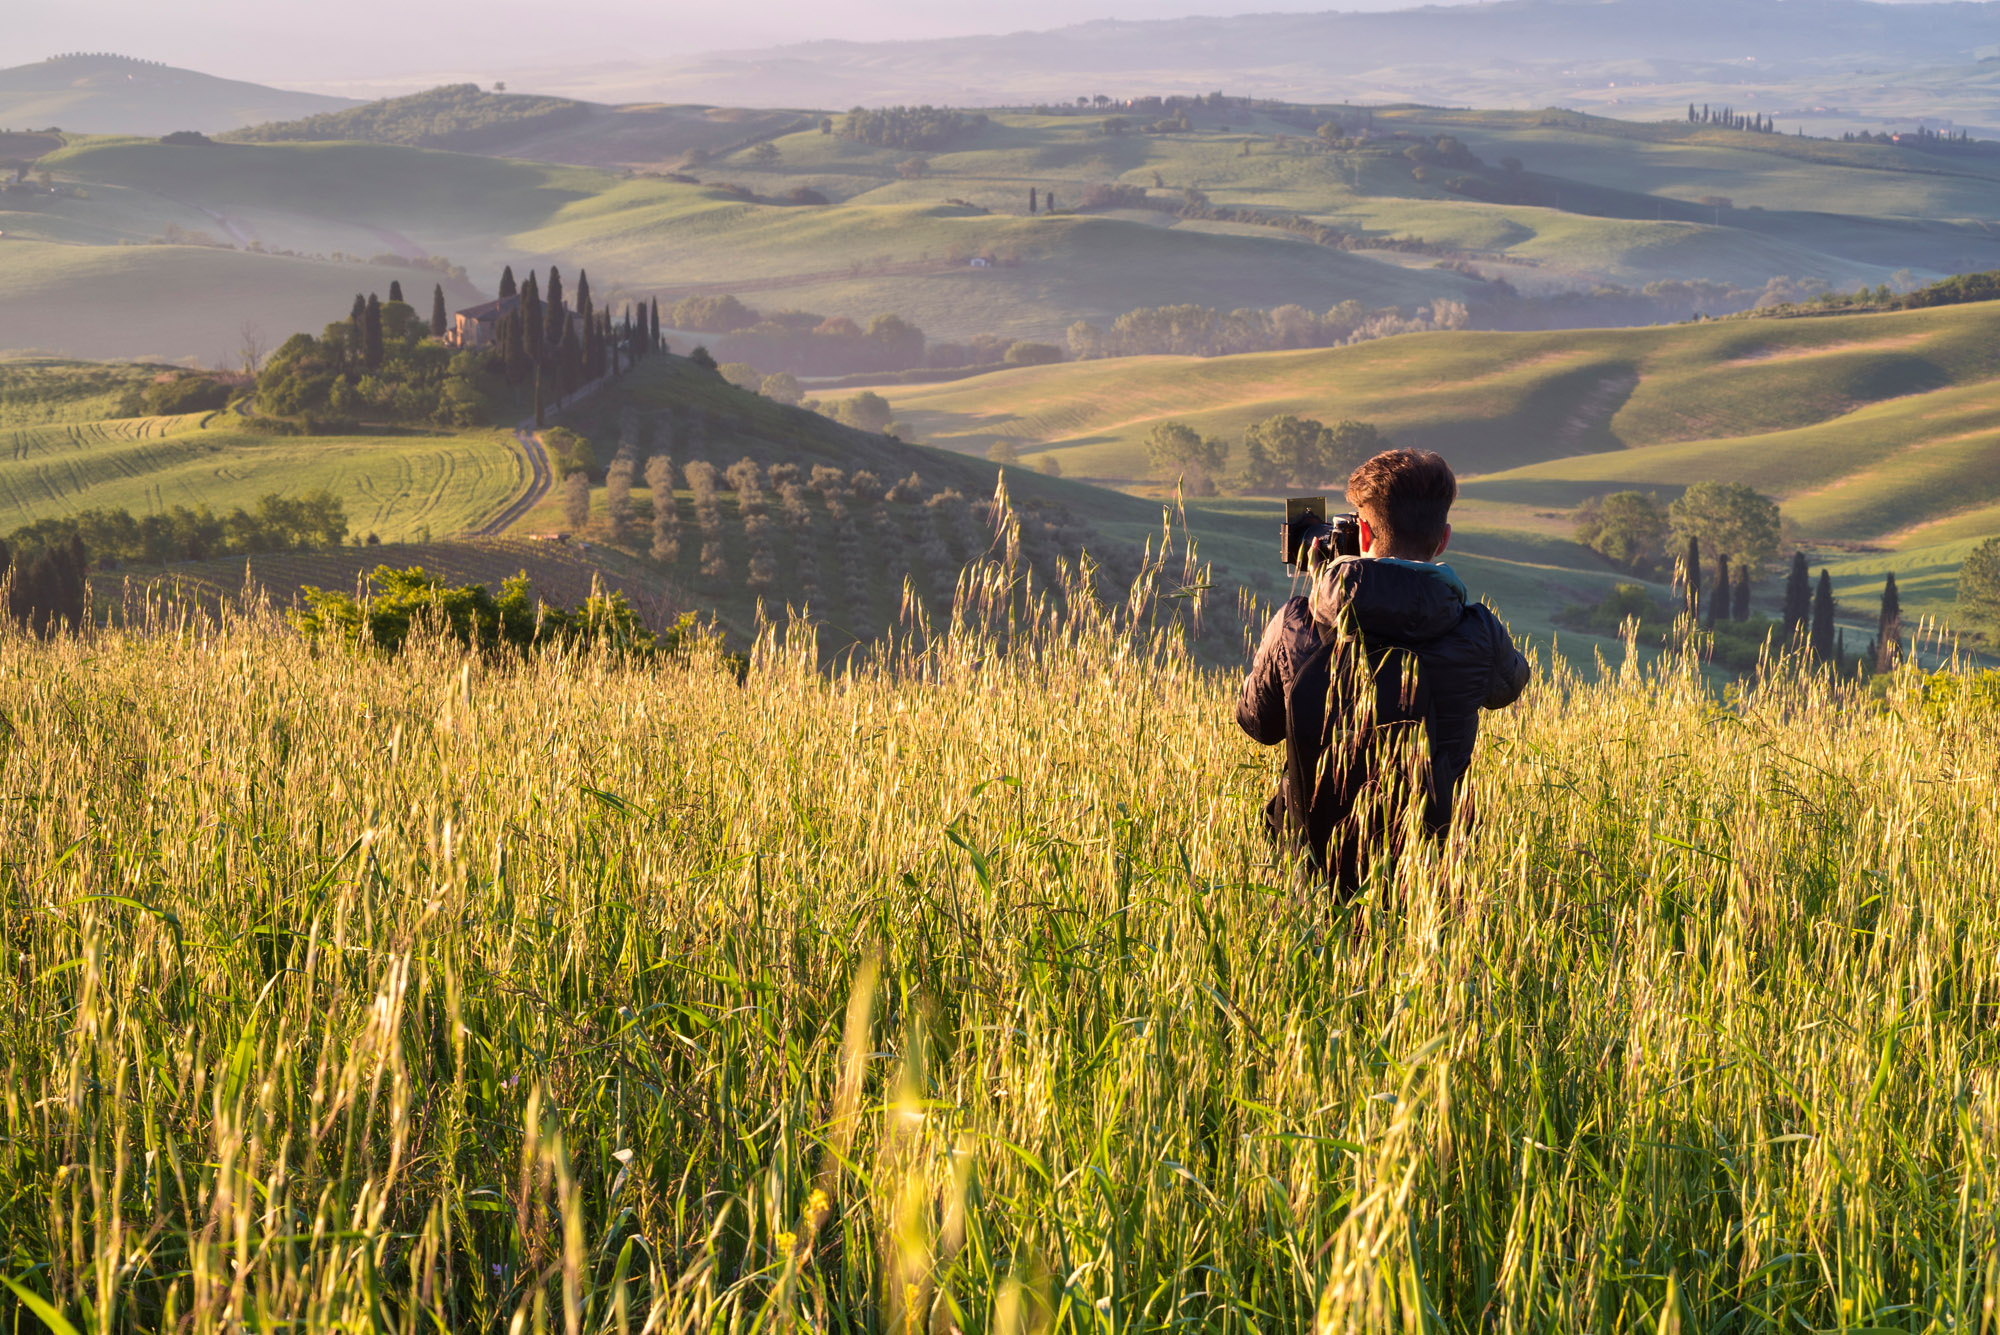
[257,291,485,430]
[1686,103,1778,134]
[1577,485,1779,584]
[1066,298,1468,360]
[225,84,591,150]
[666,295,932,377]
[838,106,987,150]
[1240,416,1387,491]
[295,564,677,657]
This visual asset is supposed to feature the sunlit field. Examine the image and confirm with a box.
[2,553,1997,1333]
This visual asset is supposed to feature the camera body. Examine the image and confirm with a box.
[1280,496,1363,574]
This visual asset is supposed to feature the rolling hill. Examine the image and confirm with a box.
[17,100,2000,364]
[858,299,2000,636]
[0,54,355,136]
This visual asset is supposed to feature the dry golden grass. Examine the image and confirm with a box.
[2,551,1997,1332]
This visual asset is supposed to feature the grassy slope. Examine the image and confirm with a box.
[511,355,1629,666]
[0,412,523,541]
[862,302,2000,639]
[0,55,354,137]
[0,356,173,426]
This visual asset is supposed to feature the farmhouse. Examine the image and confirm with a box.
[447,294,518,349]
[448,294,591,349]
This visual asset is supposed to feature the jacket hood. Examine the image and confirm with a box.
[1309,557,1468,643]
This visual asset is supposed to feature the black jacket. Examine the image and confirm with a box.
[1236,557,1530,888]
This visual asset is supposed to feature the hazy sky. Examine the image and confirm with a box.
[12,0,1467,87]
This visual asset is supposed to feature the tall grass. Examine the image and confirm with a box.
[3,542,1998,1333]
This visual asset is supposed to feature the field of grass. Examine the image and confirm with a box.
[0,355,173,426]
[4,566,1997,1331]
[0,411,524,541]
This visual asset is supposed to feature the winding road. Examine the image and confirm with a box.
[467,372,616,537]
[472,422,552,536]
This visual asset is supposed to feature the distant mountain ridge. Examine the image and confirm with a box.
[522,0,2000,122]
[0,53,355,136]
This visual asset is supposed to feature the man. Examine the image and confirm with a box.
[1237,449,1530,894]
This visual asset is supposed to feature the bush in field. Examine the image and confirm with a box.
[685,460,728,585]
[544,426,597,479]
[561,470,591,532]
[295,564,681,655]
[141,373,231,415]
[605,459,636,543]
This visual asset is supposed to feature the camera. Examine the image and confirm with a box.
[1280,496,1362,574]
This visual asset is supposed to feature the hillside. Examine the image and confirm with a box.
[222,84,596,152]
[0,411,525,542]
[14,100,2000,366]
[0,54,354,135]
[861,299,2000,638]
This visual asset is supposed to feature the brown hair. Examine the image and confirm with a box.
[1345,449,1457,556]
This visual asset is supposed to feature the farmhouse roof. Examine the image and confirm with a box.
[456,294,520,322]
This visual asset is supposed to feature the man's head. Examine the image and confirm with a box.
[1346,449,1456,561]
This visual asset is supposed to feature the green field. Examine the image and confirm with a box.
[0,411,524,541]
[14,101,2000,361]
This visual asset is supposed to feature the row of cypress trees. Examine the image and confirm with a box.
[487,265,664,425]
[1677,534,1906,672]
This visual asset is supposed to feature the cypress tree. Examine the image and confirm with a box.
[545,268,566,349]
[503,312,528,384]
[430,283,448,338]
[1707,552,1729,629]
[534,363,545,428]
[1877,571,1901,670]
[362,293,384,370]
[651,298,662,352]
[499,265,517,299]
[520,272,543,363]
[560,323,583,396]
[1782,551,1811,638]
[1810,569,1836,662]
[1029,186,1038,214]
[388,279,404,304]
[1732,564,1750,621]
[575,269,592,329]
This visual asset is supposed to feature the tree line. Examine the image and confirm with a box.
[1686,104,1779,134]
[837,106,988,151]
[0,491,350,636]
[1067,298,1470,360]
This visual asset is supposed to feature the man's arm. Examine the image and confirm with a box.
[1483,612,1531,710]
[1235,602,1301,744]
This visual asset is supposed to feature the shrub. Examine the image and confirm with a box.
[296,564,681,656]
[142,374,231,415]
